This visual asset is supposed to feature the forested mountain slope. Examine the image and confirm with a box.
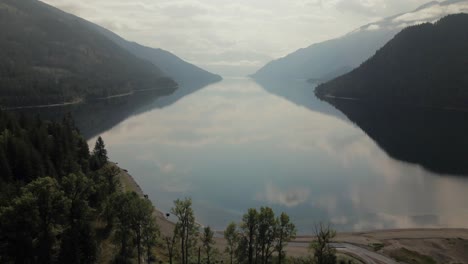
[316,14,468,109]
[91,25,222,86]
[0,0,176,107]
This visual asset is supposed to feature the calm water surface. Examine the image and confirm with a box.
[89,78,468,233]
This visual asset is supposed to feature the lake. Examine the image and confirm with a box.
[84,77,468,233]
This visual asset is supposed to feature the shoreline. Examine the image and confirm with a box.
[114,162,468,261]
[112,162,177,238]
[116,163,468,237]
[3,87,176,111]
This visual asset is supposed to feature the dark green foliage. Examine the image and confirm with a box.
[59,173,97,264]
[0,0,177,107]
[240,208,258,264]
[316,14,468,109]
[0,177,68,263]
[171,198,197,264]
[276,213,297,264]
[201,226,215,264]
[224,222,239,264]
[0,110,92,183]
[142,216,159,264]
[90,136,108,170]
[0,111,125,263]
[108,192,158,264]
[235,207,296,264]
[257,207,276,264]
[90,165,121,210]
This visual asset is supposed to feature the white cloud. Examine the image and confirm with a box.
[366,24,381,30]
[39,0,466,76]
[393,1,468,23]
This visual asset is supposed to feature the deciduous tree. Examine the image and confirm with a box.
[276,212,296,264]
[171,198,197,264]
[310,223,336,264]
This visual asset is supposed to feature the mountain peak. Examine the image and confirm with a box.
[251,0,468,81]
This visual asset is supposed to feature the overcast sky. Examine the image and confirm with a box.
[41,0,436,76]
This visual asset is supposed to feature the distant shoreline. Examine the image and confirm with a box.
[3,87,176,111]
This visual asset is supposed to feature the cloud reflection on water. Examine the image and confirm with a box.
[91,78,468,232]
[256,182,311,207]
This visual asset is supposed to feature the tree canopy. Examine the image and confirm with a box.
[0,111,160,263]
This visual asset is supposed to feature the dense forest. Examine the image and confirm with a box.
[0,110,158,263]
[0,0,177,107]
[316,14,468,109]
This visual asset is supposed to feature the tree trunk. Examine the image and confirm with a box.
[181,231,186,264]
[278,236,283,264]
[137,232,141,264]
[166,237,174,264]
[147,243,151,264]
[185,226,189,264]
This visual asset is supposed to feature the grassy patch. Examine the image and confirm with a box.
[389,248,436,264]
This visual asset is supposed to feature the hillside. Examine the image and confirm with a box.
[316,14,468,109]
[90,24,222,86]
[251,0,468,81]
[0,0,176,107]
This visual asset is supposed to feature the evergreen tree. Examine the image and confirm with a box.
[202,226,215,264]
[91,136,108,170]
[224,222,238,264]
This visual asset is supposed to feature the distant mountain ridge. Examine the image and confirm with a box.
[316,14,468,109]
[251,0,468,81]
[88,23,222,86]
